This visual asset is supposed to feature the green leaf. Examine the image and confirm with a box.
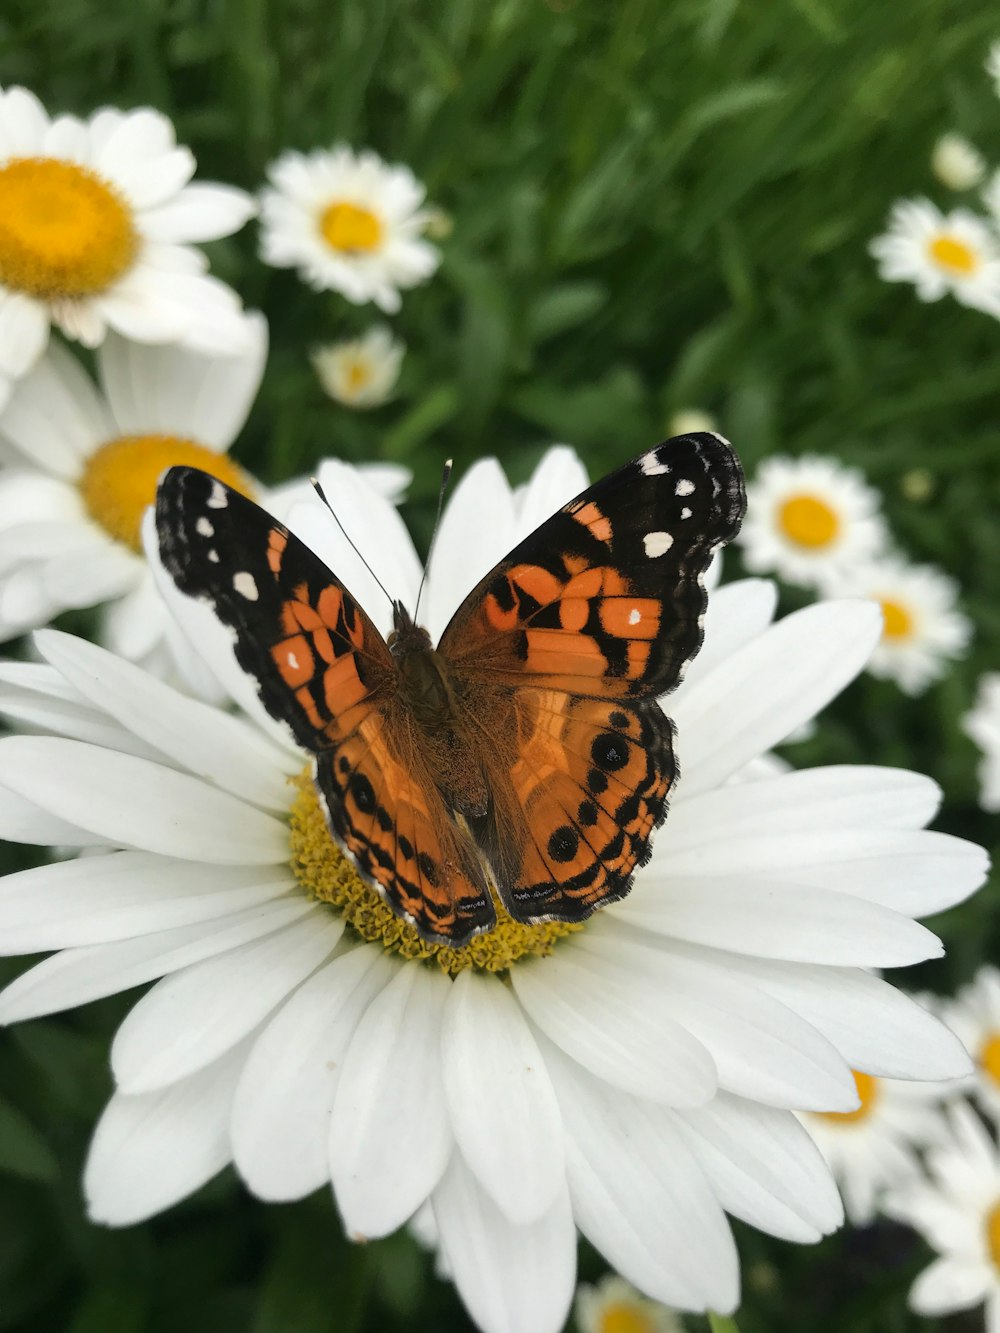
[525,283,608,344]
[708,1314,743,1333]
[0,1095,58,1183]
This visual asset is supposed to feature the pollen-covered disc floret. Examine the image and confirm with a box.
[289,771,581,974]
[0,85,257,409]
[0,446,984,1333]
[259,145,441,312]
[737,454,888,590]
[870,197,1000,318]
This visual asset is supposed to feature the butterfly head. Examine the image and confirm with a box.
[388,599,432,658]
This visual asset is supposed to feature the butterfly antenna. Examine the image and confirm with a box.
[311,477,394,609]
[413,458,453,625]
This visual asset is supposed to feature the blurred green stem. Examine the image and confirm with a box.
[708,1315,742,1333]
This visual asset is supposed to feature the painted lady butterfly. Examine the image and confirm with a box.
[155,433,745,946]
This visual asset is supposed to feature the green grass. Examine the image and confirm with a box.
[1,0,999,1329]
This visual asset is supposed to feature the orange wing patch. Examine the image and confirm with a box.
[489,690,674,924]
[315,708,494,944]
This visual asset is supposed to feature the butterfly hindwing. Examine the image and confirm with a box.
[155,466,494,944]
[439,432,745,700]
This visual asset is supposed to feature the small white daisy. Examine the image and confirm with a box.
[311,325,403,409]
[826,556,972,695]
[870,198,1000,317]
[736,454,888,591]
[886,1101,1000,1329]
[575,1274,684,1333]
[802,1065,952,1225]
[986,40,1000,96]
[0,449,983,1333]
[0,86,256,409]
[964,674,1000,813]
[931,134,986,192]
[937,968,1000,1120]
[259,146,440,313]
[0,321,408,681]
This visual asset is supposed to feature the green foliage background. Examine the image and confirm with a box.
[1,0,999,1328]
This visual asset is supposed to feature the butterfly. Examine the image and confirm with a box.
[155,433,745,947]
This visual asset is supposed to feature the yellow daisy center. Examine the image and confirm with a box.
[320,202,383,255]
[0,157,138,300]
[980,1033,1000,1087]
[815,1070,880,1125]
[987,1200,1000,1271]
[777,494,840,549]
[345,358,372,392]
[928,234,980,276]
[598,1303,658,1333]
[80,435,254,553]
[288,771,581,974]
[879,598,914,642]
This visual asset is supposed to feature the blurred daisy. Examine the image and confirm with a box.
[802,1066,951,1224]
[737,455,888,590]
[827,556,971,695]
[931,134,986,192]
[312,326,403,409]
[964,674,1000,812]
[937,968,1000,1119]
[259,146,439,313]
[668,409,717,437]
[576,1275,683,1333]
[0,450,982,1333]
[0,85,256,409]
[886,1101,1000,1328]
[986,41,1000,96]
[870,199,1000,317]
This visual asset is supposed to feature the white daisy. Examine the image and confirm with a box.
[0,322,409,683]
[936,968,1000,1121]
[964,674,1000,813]
[259,146,439,313]
[886,1101,1000,1329]
[826,556,972,695]
[801,1064,952,1225]
[0,86,256,409]
[0,449,983,1333]
[736,454,888,590]
[311,325,403,408]
[870,198,1000,317]
[986,40,1000,96]
[931,134,986,192]
[575,1274,683,1333]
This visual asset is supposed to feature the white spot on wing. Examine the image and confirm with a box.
[675,478,695,496]
[644,531,673,557]
[640,453,669,477]
[287,650,299,670]
[207,549,219,563]
[628,608,642,625]
[207,482,228,509]
[233,571,259,600]
[196,517,214,537]
[681,507,692,520]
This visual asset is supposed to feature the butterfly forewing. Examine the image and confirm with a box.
[155,466,494,945]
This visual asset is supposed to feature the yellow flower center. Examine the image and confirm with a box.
[987,1200,1000,1271]
[346,358,372,392]
[928,234,979,276]
[598,1303,657,1333]
[319,202,383,255]
[777,494,840,549]
[80,435,254,553]
[815,1070,880,1125]
[879,598,914,642]
[289,772,581,974]
[0,157,138,300]
[980,1034,1000,1087]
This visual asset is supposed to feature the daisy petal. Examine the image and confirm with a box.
[432,1155,576,1333]
[110,908,341,1092]
[0,780,111,847]
[679,579,778,691]
[233,947,395,1202]
[0,340,113,477]
[140,183,256,243]
[910,1256,992,1315]
[0,292,49,377]
[441,969,565,1224]
[330,963,452,1237]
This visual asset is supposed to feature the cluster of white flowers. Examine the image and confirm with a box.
[736,452,972,697]
[870,45,1000,320]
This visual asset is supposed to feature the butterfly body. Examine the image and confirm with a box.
[156,434,746,947]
